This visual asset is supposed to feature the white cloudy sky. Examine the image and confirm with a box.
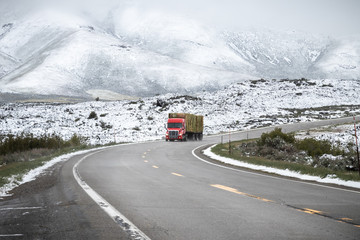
[1,0,359,36]
[133,0,360,36]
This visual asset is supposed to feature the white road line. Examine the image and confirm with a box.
[73,150,151,240]
[0,234,24,237]
[192,144,360,194]
[0,207,42,211]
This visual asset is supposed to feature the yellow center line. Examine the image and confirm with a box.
[212,185,359,229]
[303,208,324,214]
[211,184,273,203]
[297,208,360,229]
[298,209,313,214]
[303,208,323,214]
[299,208,324,215]
[171,172,183,177]
[152,165,159,169]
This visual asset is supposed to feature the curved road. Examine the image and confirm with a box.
[1,117,360,239]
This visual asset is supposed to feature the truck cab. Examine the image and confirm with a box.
[166,118,186,141]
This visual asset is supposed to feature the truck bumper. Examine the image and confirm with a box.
[166,135,184,141]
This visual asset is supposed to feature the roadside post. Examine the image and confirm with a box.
[354,116,360,176]
[229,129,231,155]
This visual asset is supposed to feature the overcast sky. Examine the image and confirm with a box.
[130,0,360,36]
[2,0,359,36]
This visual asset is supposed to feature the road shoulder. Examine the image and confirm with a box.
[0,152,131,239]
[193,144,360,193]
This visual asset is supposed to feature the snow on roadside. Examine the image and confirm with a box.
[296,123,358,150]
[0,79,359,146]
[0,147,108,198]
[1,78,360,197]
[203,145,360,189]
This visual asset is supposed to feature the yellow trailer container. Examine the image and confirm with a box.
[168,113,204,141]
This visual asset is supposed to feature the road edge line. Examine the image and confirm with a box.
[73,150,151,240]
[192,144,360,194]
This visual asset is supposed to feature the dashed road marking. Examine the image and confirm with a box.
[211,184,273,203]
[152,165,159,169]
[0,207,42,211]
[212,184,360,228]
[290,205,360,228]
[298,208,324,215]
[144,160,149,163]
[171,172,183,177]
[193,145,360,228]
[0,234,24,237]
[192,144,360,194]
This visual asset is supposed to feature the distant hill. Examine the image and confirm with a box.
[0,2,359,99]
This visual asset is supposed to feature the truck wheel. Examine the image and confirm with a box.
[199,133,203,141]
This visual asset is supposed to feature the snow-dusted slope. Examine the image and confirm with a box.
[222,30,330,79]
[0,7,255,97]
[0,79,359,145]
[314,35,360,79]
[0,10,83,93]
[0,2,359,99]
[115,8,255,73]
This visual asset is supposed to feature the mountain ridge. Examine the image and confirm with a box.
[0,4,359,99]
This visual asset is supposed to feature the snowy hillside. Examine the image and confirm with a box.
[223,30,329,79]
[0,2,359,99]
[314,35,360,79]
[0,79,359,145]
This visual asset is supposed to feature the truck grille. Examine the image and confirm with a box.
[169,130,178,139]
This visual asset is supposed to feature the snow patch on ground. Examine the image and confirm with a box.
[0,148,106,198]
[1,79,359,146]
[1,79,360,196]
[296,123,358,151]
[203,145,360,189]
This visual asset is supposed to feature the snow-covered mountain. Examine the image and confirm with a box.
[0,2,359,99]
[1,79,359,145]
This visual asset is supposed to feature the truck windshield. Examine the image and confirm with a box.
[168,123,182,128]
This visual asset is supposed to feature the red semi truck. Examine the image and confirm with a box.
[165,113,204,141]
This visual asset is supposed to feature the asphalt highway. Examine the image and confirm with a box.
[1,117,360,239]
